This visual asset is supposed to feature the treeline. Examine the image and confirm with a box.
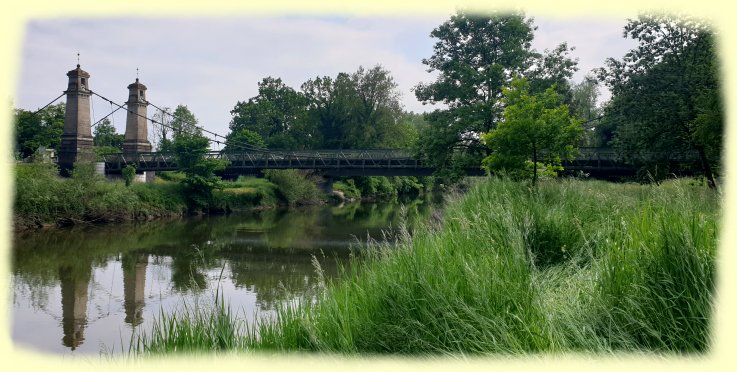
[594,14,723,187]
[222,66,421,152]
[410,11,723,186]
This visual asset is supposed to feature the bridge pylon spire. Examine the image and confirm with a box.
[58,63,94,174]
[122,73,152,154]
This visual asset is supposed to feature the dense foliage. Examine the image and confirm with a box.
[157,105,202,152]
[228,65,416,151]
[414,10,578,181]
[481,78,582,184]
[171,132,228,211]
[93,118,124,149]
[13,103,65,159]
[13,164,290,229]
[596,14,723,187]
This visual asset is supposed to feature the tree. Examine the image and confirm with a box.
[527,42,579,101]
[344,65,404,149]
[596,13,723,187]
[122,164,136,187]
[382,111,421,149]
[93,118,124,149]
[570,75,603,147]
[414,10,578,181]
[570,75,601,122]
[229,77,314,149]
[170,105,201,136]
[301,73,355,149]
[223,128,266,152]
[151,106,172,152]
[171,132,228,210]
[14,102,65,159]
[300,65,405,149]
[156,105,202,153]
[481,78,582,185]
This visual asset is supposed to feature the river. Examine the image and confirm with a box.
[11,198,439,355]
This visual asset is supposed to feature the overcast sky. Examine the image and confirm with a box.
[15,14,637,144]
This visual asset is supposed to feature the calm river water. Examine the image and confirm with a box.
[11,199,438,355]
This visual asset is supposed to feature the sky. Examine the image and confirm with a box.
[14,14,637,145]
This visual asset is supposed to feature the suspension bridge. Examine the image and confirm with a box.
[37,63,698,182]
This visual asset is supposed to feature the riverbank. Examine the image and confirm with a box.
[133,177,719,355]
[13,163,433,231]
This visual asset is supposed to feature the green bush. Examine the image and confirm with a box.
[157,171,186,182]
[263,170,322,205]
[333,179,361,199]
[122,165,136,187]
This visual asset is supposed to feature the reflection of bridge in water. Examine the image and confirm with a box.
[58,253,148,350]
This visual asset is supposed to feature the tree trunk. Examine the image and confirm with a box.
[695,145,718,189]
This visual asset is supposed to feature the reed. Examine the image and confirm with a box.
[131,177,721,355]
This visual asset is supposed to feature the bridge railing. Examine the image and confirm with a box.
[100,149,422,172]
[98,147,701,173]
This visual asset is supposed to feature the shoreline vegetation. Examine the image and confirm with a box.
[13,162,434,231]
[130,176,719,355]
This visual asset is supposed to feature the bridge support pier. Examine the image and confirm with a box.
[318,175,333,194]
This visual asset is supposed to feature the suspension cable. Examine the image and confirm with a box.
[91,90,351,159]
[146,100,265,152]
[91,90,267,154]
[146,99,274,153]
[110,101,116,127]
[90,92,96,125]
[91,103,125,128]
[29,92,66,116]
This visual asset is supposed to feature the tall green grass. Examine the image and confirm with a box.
[126,177,721,355]
[133,297,245,354]
[14,165,287,228]
[14,163,188,228]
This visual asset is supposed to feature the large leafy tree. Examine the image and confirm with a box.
[301,73,354,149]
[301,65,405,149]
[481,78,582,185]
[231,66,406,151]
[171,132,228,210]
[229,77,315,149]
[414,10,577,181]
[343,65,404,149]
[158,105,201,152]
[223,128,266,152]
[596,13,722,187]
[14,102,65,159]
[92,118,124,157]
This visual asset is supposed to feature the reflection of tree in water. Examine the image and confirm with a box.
[226,249,344,310]
[167,247,212,292]
[262,208,324,249]
[59,264,91,350]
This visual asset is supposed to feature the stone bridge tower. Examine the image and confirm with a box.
[123,78,152,154]
[58,64,94,173]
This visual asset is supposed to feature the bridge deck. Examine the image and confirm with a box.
[98,148,700,177]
